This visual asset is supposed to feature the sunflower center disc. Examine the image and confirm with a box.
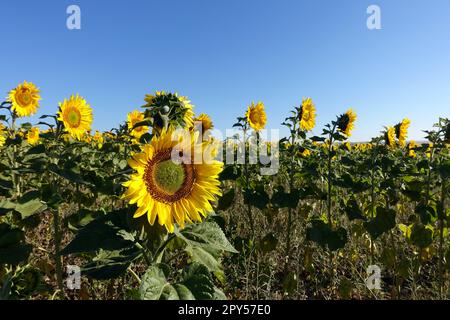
[67,108,81,127]
[18,90,32,105]
[144,149,196,203]
[153,160,185,194]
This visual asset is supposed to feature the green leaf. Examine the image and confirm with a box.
[15,191,47,219]
[344,199,366,221]
[410,223,433,248]
[216,189,235,211]
[271,186,299,209]
[244,185,269,210]
[306,220,347,251]
[0,223,32,265]
[182,262,215,300]
[139,264,178,300]
[363,207,396,239]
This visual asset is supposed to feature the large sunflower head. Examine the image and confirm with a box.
[385,126,396,148]
[27,127,40,145]
[121,127,223,233]
[299,98,316,131]
[127,110,149,140]
[143,91,194,133]
[192,113,213,133]
[8,81,41,117]
[337,109,357,137]
[246,102,267,131]
[395,118,410,147]
[0,123,6,148]
[57,94,93,140]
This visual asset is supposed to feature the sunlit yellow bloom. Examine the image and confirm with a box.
[246,102,267,131]
[0,123,6,148]
[122,127,223,233]
[396,118,410,147]
[127,110,149,140]
[193,113,213,132]
[92,130,104,149]
[299,147,311,157]
[144,91,165,105]
[385,126,396,148]
[337,109,357,137]
[8,81,41,117]
[299,98,316,131]
[426,143,433,158]
[407,140,418,158]
[57,94,93,140]
[178,95,195,129]
[27,127,40,145]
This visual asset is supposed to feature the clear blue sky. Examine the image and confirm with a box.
[1,0,449,141]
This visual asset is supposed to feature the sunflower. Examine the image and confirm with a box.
[27,127,40,145]
[192,113,213,132]
[92,130,104,149]
[299,98,316,131]
[8,81,41,117]
[143,91,194,131]
[121,127,223,232]
[385,126,396,148]
[127,110,149,140]
[57,94,93,140]
[0,123,6,148]
[395,118,410,147]
[246,102,267,131]
[407,140,418,158]
[337,109,357,137]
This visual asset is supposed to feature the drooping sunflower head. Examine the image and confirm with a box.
[246,102,267,131]
[143,91,194,133]
[395,118,410,147]
[57,94,93,140]
[0,123,6,148]
[27,127,40,145]
[127,110,149,140]
[8,81,41,117]
[192,113,214,133]
[299,98,316,131]
[385,126,396,148]
[407,140,418,158]
[337,109,357,137]
[121,126,223,233]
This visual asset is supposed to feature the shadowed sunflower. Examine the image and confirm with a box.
[0,123,6,148]
[385,126,396,148]
[299,98,316,131]
[27,127,40,145]
[127,110,149,140]
[337,109,357,137]
[246,102,267,131]
[8,81,41,117]
[58,94,93,140]
[395,118,410,147]
[122,127,223,232]
[192,113,213,133]
[407,140,418,157]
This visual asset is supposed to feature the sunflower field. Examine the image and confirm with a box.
[0,82,449,300]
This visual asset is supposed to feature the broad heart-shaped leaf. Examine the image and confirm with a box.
[344,199,366,221]
[306,220,347,251]
[81,247,141,280]
[139,263,216,300]
[218,165,241,181]
[139,264,178,300]
[61,209,134,255]
[182,262,215,300]
[270,186,299,209]
[0,223,32,265]
[409,223,433,249]
[415,204,437,225]
[243,185,270,210]
[15,191,47,219]
[216,188,235,211]
[175,221,238,272]
[363,207,396,239]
